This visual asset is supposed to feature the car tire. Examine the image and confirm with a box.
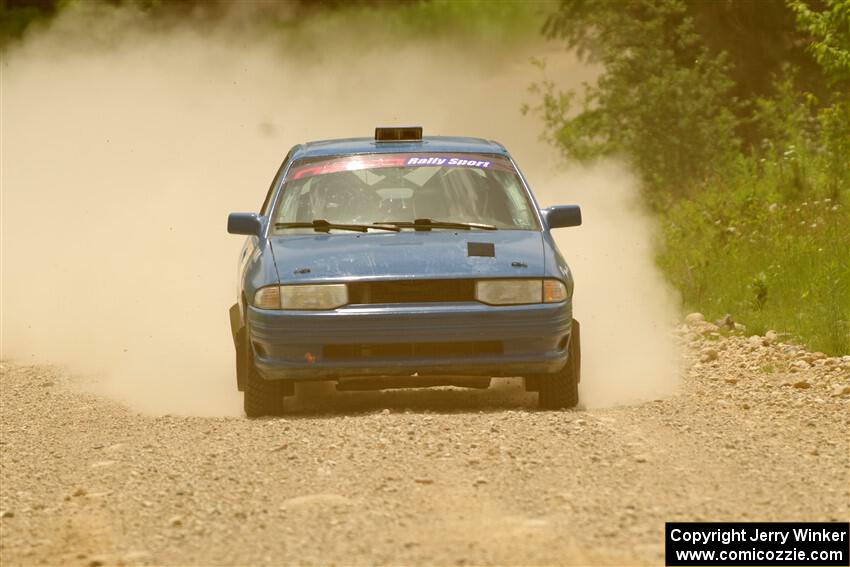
[538,318,580,409]
[243,333,284,418]
[235,327,247,392]
[244,361,284,418]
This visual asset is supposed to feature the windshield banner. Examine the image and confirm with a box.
[286,153,515,181]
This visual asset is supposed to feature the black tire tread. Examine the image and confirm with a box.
[538,319,580,409]
[243,357,283,418]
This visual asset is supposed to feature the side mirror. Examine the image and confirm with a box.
[227,213,262,236]
[542,205,582,229]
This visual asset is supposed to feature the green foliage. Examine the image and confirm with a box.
[686,1,825,124]
[789,0,850,200]
[529,0,740,198]
[532,0,850,353]
[817,100,850,197]
[790,0,850,86]
[0,0,56,47]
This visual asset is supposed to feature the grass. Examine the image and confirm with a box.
[658,149,850,355]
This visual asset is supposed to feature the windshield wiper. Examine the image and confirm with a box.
[379,218,498,231]
[275,220,400,233]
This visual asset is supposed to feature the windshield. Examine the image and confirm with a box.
[270,153,539,234]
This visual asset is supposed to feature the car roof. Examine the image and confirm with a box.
[290,136,510,160]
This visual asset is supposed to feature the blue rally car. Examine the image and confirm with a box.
[228,127,582,417]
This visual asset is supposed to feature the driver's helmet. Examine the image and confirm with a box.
[313,172,359,223]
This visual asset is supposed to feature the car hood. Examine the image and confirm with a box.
[270,230,545,284]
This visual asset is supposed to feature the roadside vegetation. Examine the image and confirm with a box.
[528,0,850,355]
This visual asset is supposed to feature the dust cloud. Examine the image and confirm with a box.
[1,5,679,415]
[533,163,682,406]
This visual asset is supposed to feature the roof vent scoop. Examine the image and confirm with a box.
[375,126,423,142]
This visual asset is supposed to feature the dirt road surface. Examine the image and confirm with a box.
[2,322,848,566]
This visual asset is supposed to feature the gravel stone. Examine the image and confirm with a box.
[121,550,153,565]
[832,384,850,397]
[685,312,705,324]
[280,494,352,509]
[699,348,719,363]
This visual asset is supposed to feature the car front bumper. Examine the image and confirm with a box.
[247,301,572,381]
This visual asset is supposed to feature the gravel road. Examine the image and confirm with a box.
[2,320,848,566]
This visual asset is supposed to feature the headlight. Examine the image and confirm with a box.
[254,284,348,310]
[280,284,348,310]
[475,279,569,305]
[475,279,541,305]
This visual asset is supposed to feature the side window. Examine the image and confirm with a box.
[499,174,536,227]
[260,151,293,215]
[274,178,314,224]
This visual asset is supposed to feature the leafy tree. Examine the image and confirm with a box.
[789,0,850,198]
[687,1,826,106]
[528,0,740,199]
[790,0,850,86]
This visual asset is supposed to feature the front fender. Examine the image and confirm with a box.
[242,239,282,310]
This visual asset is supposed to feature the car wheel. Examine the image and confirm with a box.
[538,319,580,409]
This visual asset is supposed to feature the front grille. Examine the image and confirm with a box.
[323,341,502,360]
[347,279,475,304]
